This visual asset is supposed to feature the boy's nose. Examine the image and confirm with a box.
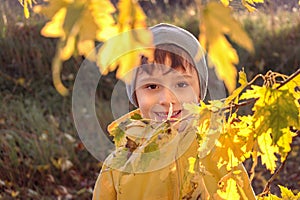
[159,88,177,106]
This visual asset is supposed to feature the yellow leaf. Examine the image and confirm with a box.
[118,0,147,31]
[92,0,118,41]
[18,0,34,18]
[77,40,96,60]
[213,114,248,170]
[60,34,76,60]
[33,0,68,18]
[257,131,278,173]
[97,28,153,83]
[217,178,240,200]
[52,46,69,96]
[220,0,230,7]
[40,7,67,38]
[188,157,196,173]
[36,0,117,58]
[35,0,118,95]
[240,85,299,146]
[277,128,297,161]
[11,190,19,198]
[24,0,30,19]
[37,164,50,173]
[281,72,300,108]
[257,194,281,200]
[242,0,265,12]
[199,2,254,93]
[208,36,238,93]
[51,157,73,172]
[226,70,248,104]
[96,0,151,82]
[183,101,224,158]
[279,185,300,200]
[79,0,118,59]
[234,115,256,157]
[17,78,26,86]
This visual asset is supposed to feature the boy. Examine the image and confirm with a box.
[93,24,256,199]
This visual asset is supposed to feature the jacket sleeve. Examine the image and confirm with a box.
[92,165,117,200]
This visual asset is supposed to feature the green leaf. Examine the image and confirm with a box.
[241,86,299,144]
[130,113,142,120]
[111,125,126,146]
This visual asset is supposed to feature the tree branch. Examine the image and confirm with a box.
[222,68,300,112]
[221,98,258,112]
[276,68,300,89]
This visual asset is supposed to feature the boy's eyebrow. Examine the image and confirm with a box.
[136,74,194,85]
[180,74,194,79]
[136,77,161,84]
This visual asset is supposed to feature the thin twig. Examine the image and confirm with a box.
[276,68,300,89]
[249,151,258,182]
[221,98,259,112]
[222,68,299,112]
[258,158,288,197]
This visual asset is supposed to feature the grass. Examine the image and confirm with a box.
[237,7,300,77]
[0,79,100,199]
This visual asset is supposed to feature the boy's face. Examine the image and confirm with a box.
[135,63,200,121]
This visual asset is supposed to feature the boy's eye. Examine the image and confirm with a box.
[176,82,189,88]
[146,84,159,90]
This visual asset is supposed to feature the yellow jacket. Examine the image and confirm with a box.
[93,110,256,200]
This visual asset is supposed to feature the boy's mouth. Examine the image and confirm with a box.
[154,110,181,120]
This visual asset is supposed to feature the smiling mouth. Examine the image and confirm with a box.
[154,110,182,120]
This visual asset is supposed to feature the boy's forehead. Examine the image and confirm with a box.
[136,64,197,81]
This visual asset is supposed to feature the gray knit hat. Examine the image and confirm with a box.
[126,23,208,107]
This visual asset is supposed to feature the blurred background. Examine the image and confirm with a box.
[0,0,299,199]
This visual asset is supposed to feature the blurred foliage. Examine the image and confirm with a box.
[238,9,300,78]
[1,0,300,199]
[0,78,100,199]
